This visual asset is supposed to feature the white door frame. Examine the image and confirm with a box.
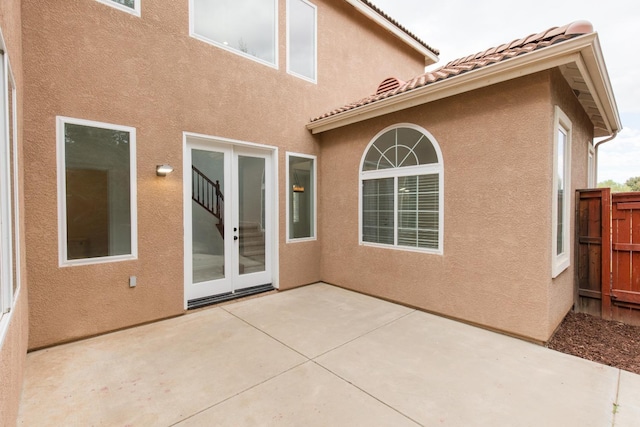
[183,132,279,309]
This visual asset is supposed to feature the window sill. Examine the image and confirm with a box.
[60,254,137,268]
[552,256,570,278]
[189,33,278,70]
[286,237,317,243]
[95,0,141,17]
[360,241,443,256]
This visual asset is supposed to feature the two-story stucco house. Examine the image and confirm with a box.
[0,0,620,423]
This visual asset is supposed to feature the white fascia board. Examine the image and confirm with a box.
[308,33,621,136]
[344,0,438,65]
[578,34,622,134]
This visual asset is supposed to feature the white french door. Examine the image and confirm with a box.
[185,137,274,305]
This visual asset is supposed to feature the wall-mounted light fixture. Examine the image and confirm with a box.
[156,164,174,176]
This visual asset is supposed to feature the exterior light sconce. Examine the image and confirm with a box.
[292,170,305,193]
[156,164,174,176]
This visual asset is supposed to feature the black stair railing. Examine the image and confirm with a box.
[192,165,224,237]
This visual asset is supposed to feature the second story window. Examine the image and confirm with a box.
[192,0,278,67]
[287,0,317,82]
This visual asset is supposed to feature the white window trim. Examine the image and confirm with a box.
[358,123,444,255]
[95,0,141,17]
[552,106,572,278]
[188,0,279,70]
[56,116,138,267]
[286,152,317,242]
[286,0,318,83]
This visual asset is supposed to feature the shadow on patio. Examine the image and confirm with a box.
[17,283,640,426]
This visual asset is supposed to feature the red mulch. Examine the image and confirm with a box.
[547,312,640,375]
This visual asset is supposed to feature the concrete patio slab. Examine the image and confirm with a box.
[616,370,640,426]
[316,310,620,426]
[176,361,419,426]
[224,283,413,358]
[17,308,306,426]
[16,283,639,426]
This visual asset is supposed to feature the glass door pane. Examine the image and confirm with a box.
[191,149,226,283]
[237,155,266,276]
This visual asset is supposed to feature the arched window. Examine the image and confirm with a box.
[360,124,443,253]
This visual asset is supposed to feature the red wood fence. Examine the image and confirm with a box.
[576,189,640,325]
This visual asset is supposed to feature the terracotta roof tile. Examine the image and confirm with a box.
[311,21,594,123]
[359,0,439,56]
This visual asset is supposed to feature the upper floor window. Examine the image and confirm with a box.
[57,117,137,266]
[96,0,141,16]
[191,0,277,67]
[287,0,317,82]
[552,107,572,277]
[360,125,443,253]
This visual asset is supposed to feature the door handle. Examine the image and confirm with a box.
[234,236,239,241]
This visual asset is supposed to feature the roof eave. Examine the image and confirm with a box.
[577,34,622,137]
[344,0,439,66]
[308,33,621,137]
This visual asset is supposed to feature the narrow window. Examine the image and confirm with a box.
[0,49,18,325]
[552,107,571,277]
[96,0,141,16]
[287,0,317,82]
[57,117,137,265]
[287,153,316,241]
[191,0,277,67]
[360,125,443,253]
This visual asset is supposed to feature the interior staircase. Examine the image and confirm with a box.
[192,165,224,237]
[192,165,265,267]
[239,222,266,269]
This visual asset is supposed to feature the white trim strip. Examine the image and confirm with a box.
[286,152,317,242]
[56,116,138,267]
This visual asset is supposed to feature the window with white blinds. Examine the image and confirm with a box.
[360,125,443,253]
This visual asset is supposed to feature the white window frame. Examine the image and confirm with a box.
[588,141,596,188]
[286,0,317,83]
[0,35,19,346]
[552,106,572,278]
[95,0,141,17]
[189,0,279,69]
[286,152,317,242]
[359,123,444,255]
[57,116,138,267]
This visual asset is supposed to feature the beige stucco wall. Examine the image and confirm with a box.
[21,0,426,349]
[319,70,592,342]
[547,69,594,337]
[0,0,28,424]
